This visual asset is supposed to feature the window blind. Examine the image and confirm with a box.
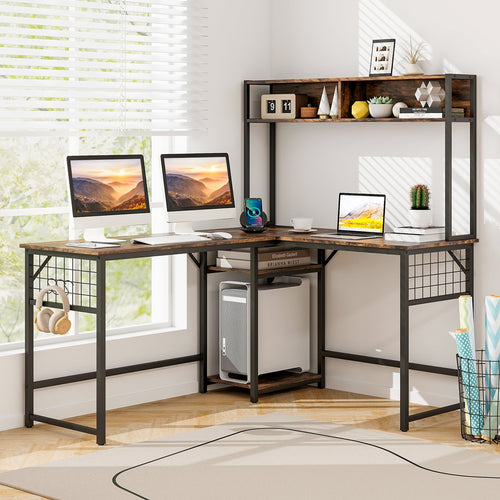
[0,0,208,135]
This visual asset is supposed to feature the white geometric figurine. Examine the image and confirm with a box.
[329,87,339,118]
[317,86,330,119]
[415,81,446,108]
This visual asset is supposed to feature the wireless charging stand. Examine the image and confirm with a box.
[239,211,268,233]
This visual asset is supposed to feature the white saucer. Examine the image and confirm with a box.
[289,228,317,233]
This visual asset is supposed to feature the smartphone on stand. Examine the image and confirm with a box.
[244,197,265,231]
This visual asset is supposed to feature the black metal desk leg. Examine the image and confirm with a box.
[24,250,34,428]
[317,249,326,388]
[96,258,106,445]
[400,253,410,432]
[250,247,259,403]
[199,252,208,393]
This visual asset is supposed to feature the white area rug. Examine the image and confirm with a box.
[2,413,500,499]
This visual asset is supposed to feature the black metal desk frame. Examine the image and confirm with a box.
[24,233,474,444]
[243,73,477,432]
[24,241,254,445]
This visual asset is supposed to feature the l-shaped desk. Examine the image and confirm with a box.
[22,227,476,444]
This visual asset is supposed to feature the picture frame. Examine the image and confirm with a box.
[369,39,396,77]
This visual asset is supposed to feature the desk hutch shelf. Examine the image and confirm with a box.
[244,74,477,240]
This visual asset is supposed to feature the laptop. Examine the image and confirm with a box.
[316,192,386,240]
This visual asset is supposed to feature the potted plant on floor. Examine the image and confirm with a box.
[409,184,432,228]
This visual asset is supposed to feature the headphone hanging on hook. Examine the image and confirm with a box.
[34,285,71,335]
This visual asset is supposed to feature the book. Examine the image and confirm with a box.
[217,246,311,261]
[392,226,445,235]
[216,255,312,270]
[384,232,445,242]
[399,107,443,119]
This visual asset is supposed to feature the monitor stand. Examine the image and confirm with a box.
[83,227,126,243]
[171,222,197,235]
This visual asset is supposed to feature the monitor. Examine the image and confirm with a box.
[66,154,151,242]
[160,153,236,234]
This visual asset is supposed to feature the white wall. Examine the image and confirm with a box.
[264,0,500,406]
[0,0,271,432]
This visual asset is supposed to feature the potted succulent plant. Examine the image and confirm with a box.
[367,96,394,118]
[409,184,432,228]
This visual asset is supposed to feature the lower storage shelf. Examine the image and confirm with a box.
[207,371,322,394]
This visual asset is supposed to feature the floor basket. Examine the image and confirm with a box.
[457,350,500,443]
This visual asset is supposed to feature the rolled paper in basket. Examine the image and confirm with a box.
[459,295,475,357]
[485,295,500,411]
[451,328,483,436]
[481,388,500,441]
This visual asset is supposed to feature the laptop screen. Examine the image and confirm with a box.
[337,193,386,235]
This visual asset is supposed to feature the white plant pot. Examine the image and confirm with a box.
[409,209,432,228]
[403,62,424,75]
[368,103,393,118]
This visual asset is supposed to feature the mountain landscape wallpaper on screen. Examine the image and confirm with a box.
[164,157,233,209]
[70,159,147,214]
[339,199,384,232]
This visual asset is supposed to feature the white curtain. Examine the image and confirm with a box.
[0,0,208,135]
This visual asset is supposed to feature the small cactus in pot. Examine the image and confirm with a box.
[409,184,432,227]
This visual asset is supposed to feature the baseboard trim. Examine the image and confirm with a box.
[325,373,458,408]
[0,380,198,432]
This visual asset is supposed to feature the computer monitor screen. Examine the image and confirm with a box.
[67,154,150,241]
[161,153,236,233]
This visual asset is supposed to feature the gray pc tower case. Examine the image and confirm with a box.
[219,276,310,383]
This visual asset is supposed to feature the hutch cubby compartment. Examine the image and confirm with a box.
[246,75,474,122]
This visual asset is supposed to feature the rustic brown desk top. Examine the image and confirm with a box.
[20,226,478,256]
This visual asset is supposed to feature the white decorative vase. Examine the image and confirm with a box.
[403,62,424,75]
[409,209,432,228]
[368,103,393,118]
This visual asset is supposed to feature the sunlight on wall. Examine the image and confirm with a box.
[443,58,462,74]
[483,159,500,228]
[359,156,432,229]
[485,116,500,135]
[358,0,432,76]
[452,158,471,235]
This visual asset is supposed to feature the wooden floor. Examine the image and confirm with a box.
[1,386,500,499]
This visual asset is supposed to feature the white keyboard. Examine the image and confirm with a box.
[131,234,210,245]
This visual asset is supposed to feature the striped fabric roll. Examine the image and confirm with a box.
[452,328,483,436]
[459,295,475,355]
[484,295,500,424]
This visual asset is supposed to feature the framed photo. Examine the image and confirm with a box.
[369,39,396,76]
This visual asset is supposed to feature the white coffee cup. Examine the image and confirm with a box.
[290,217,313,231]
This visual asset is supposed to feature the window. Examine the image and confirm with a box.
[0,1,207,346]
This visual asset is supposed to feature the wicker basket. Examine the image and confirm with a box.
[457,350,500,443]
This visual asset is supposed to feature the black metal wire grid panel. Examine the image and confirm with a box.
[31,254,97,311]
[457,350,500,444]
[409,249,470,302]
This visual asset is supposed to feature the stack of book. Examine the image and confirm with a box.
[450,107,465,118]
[216,246,312,270]
[399,107,443,119]
[384,226,445,242]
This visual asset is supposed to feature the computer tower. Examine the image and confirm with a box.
[219,276,310,383]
